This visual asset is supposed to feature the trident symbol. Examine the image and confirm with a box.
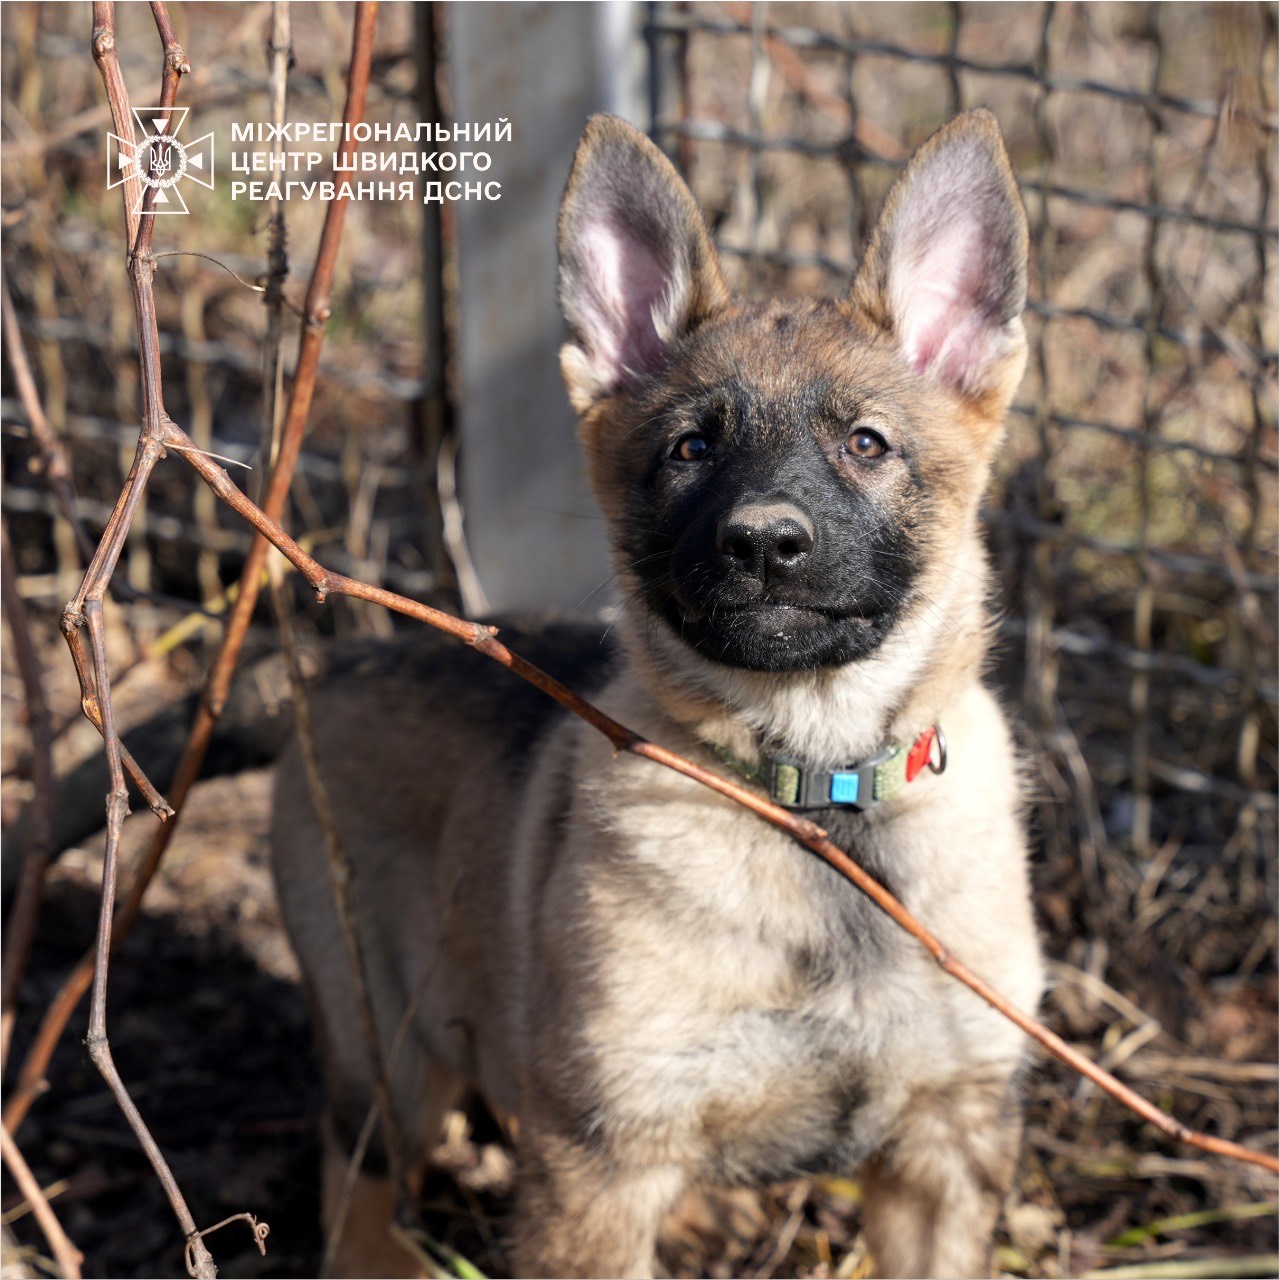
[107,106,214,215]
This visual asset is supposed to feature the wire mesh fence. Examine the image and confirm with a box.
[1,3,441,626]
[647,0,1278,971]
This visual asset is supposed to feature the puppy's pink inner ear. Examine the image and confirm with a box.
[891,216,1003,398]
[577,218,670,384]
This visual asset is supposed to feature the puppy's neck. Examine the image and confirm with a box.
[618,551,990,770]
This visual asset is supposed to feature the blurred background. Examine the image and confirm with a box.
[1,3,1275,1277]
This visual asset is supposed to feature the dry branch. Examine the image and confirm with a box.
[0,527,56,1067]
[0,271,95,568]
[32,6,210,1277]
[4,0,380,1147]
[163,414,1279,1178]
[183,1213,269,1277]
[259,0,412,1236]
[0,1123,83,1280]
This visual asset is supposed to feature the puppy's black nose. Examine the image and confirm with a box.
[716,502,815,580]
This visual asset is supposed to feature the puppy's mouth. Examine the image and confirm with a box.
[678,596,883,628]
[663,591,895,671]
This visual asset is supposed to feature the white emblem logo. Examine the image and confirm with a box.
[107,107,214,215]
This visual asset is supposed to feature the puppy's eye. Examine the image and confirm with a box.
[672,433,712,462]
[845,427,888,460]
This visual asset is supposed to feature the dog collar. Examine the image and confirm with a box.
[713,725,946,812]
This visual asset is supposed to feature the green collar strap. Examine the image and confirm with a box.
[714,725,946,812]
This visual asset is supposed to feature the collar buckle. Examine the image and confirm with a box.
[764,726,944,812]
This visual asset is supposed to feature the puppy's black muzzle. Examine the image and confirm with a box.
[637,425,922,671]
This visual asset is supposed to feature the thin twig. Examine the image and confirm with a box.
[276,588,413,1201]
[436,432,489,617]
[58,548,174,820]
[260,0,291,472]
[323,1106,383,1278]
[91,4,141,255]
[0,526,56,1068]
[0,1124,83,1280]
[0,270,95,567]
[63,6,214,1276]
[166,416,1279,1178]
[260,0,410,1235]
[135,0,192,258]
[153,250,267,291]
[183,1214,269,1277]
[4,0,380,1156]
[320,874,464,1275]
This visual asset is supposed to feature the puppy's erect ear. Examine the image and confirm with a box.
[558,115,729,412]
[852,110,1028,409]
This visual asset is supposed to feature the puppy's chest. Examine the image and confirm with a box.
[637,922,955,1183]
[739,914,958,1146]
[591,804,969,1178]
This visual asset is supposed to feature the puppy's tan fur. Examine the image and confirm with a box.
[273,111,1044,1278]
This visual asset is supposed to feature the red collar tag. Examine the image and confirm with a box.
[905,727,937,783]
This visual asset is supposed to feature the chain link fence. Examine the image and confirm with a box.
[1,4,441,625]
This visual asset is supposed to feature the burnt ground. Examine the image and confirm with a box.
[3,739,1276,1280]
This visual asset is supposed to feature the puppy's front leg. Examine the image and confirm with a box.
[859,1077,1022,1279]
[512,1123,685,1278]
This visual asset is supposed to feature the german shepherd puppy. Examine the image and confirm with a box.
[272,110,1044,1278]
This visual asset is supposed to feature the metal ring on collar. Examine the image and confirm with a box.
[928,724,947,775]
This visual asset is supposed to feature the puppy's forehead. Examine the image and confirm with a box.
[676,298,908,413]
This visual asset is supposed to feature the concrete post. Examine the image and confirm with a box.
[448,1,643,614]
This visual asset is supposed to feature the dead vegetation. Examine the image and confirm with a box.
[1,3,1276,1278]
